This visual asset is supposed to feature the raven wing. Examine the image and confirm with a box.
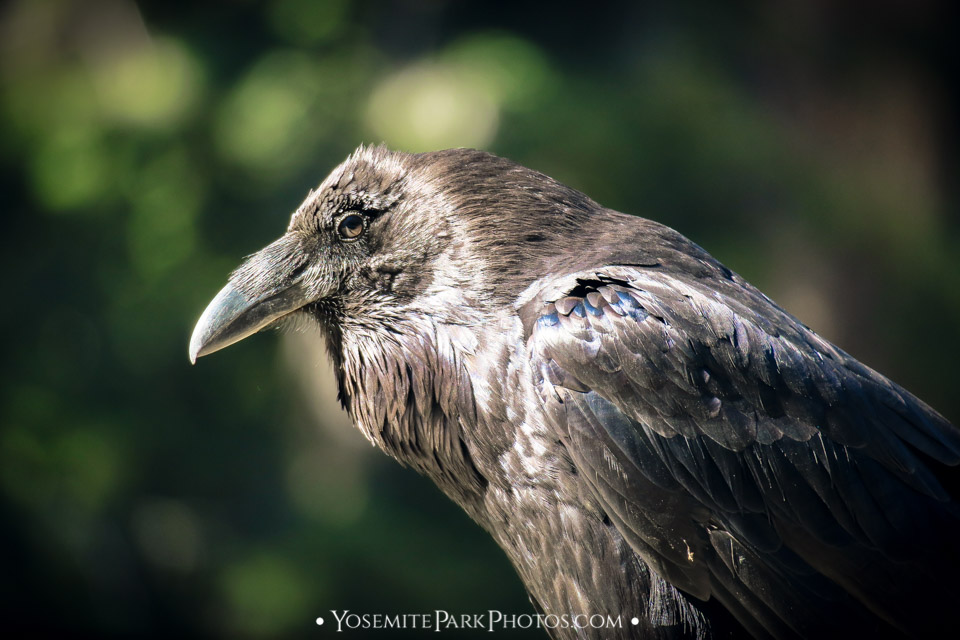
[521,264,960,638]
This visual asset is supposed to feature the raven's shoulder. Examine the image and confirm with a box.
[519,260,960,637]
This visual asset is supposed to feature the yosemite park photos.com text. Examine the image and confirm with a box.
[317,610,635,633]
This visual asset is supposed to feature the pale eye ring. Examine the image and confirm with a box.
[336,213,365,240]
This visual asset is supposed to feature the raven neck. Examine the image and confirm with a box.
[334,313,489,511]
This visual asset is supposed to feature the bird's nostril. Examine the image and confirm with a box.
[288,261,308,281]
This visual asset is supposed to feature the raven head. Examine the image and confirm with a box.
[190,145,481,363]
[191,145,435,362]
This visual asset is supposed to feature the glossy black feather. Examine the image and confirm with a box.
[524,268,960,636]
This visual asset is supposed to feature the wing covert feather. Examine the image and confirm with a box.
[524,267,960,636]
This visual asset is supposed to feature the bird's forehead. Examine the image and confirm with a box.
[288,149,408,232]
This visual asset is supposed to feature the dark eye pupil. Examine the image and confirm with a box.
[338,214,364,239]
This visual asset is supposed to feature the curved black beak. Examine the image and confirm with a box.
[188,280,308,363]
[189,235,311,364]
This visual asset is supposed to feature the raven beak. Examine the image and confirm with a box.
[189,235,311,364]
[188,281,306,363]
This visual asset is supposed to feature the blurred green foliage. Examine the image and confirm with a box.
[1,0,957,636]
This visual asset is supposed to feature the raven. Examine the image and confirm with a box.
[190,146,959,639]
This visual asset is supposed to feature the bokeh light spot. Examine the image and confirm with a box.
[220,553,313,636]
[442,33,556,111]
[365,62,500,151]
[214,51,327,174]
[91,36,203,128]
[29,126,109,212]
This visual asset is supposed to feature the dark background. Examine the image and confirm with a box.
[1,0,958,636]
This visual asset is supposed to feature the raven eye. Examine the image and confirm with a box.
[337,213,365,240]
